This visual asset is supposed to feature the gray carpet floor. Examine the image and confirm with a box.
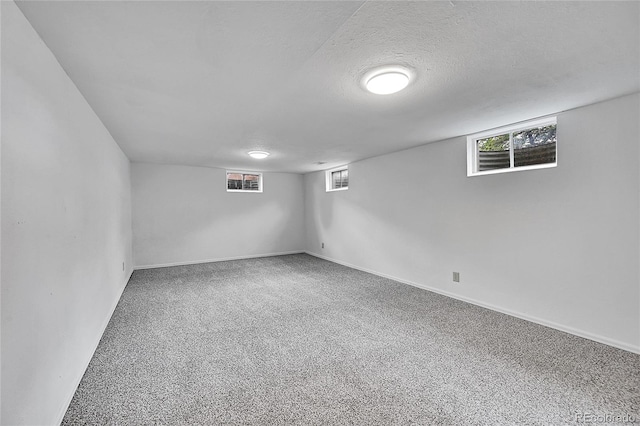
[63,254,639,425]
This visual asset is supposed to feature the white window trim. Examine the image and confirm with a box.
[325,165,349,192]
[466,116,557,177]
[226,170,263,193]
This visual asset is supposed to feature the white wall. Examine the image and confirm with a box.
[1,2,133,424]
[132,163,304,268]
[305,93,640,353]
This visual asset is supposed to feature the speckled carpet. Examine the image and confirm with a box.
[63,254,639,425]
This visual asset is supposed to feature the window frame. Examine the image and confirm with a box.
[466,116,557,177]
[325,165,349,192]
[226,170,263,193]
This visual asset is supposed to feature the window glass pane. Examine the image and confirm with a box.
[227,173,243,190]
[341,169,349,188]
[513,124,556,167]
[242,174,260,191]
[331,169,348,189]
[332,171,341,189]
[477,134,510,171]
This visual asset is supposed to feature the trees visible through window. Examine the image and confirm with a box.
[468,117,557,176]
[332,169,348,190]
[512,125,557,167]
[226,172,262,192]
[326,166,349,192]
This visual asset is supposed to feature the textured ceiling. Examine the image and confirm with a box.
[15,1,640,173]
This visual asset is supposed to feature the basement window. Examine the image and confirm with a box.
[467,117,557,177]
[326,166,349,192]
[226,171,262,192]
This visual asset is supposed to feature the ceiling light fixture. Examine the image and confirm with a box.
[248,151,270,159]
[363,66,412,95]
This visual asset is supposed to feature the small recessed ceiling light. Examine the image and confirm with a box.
[363,66,412,95]
[248,151,270,159]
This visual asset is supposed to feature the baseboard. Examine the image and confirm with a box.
[54,269,134,425]
[134,250,305,270]
[305,251,640,355]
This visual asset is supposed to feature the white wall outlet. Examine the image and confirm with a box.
[322,242,325,249]
[453,272,460,282]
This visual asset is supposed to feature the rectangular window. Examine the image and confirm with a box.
[226,171,262,192]
[467,117,557,177]
[326,166,349,192]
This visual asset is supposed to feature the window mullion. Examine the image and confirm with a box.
[475,139,480,174]
[508,132,515,168]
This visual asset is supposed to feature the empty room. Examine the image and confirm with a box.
[2,1,639,425]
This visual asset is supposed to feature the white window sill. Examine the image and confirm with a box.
[467,162,557,177]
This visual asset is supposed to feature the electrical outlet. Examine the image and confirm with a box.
[122,262,125,271]
[322,242,325,249]
[453,272,460,282]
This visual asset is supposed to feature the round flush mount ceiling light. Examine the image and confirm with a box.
[248,151,270,159]
[363,66,412,95]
